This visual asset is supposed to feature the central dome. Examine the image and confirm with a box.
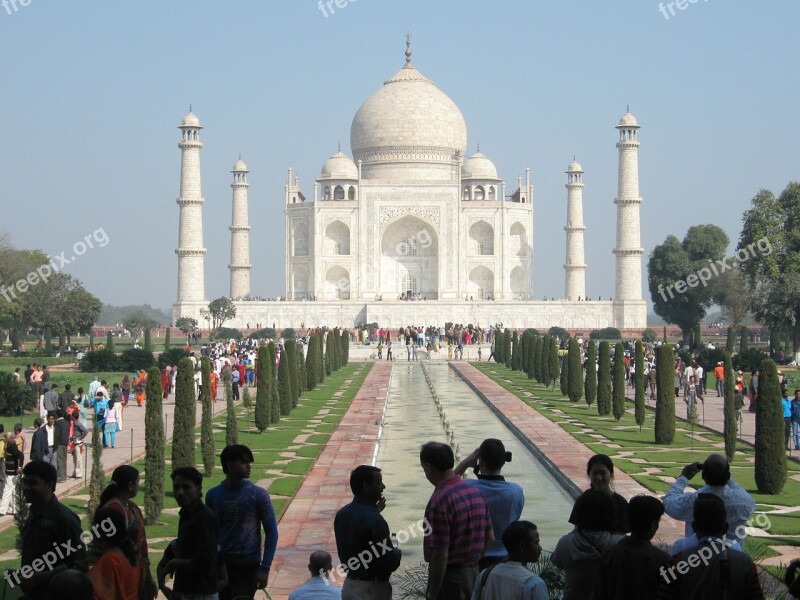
[350,60,467,179]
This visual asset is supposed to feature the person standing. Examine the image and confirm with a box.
[205,444,278,600]
[53,410,70,483]
[30,418,47,462]
[454,439,524,570]
[92,390,109,448]
[791,390,800,451]
[386,340,393,361]
[88,375,101,399]
[289,551,341,600]
[42,383,61,415]
[104,400,120,448]
[714,361,725,397]
[420,441,493,600]
[66,413,87,479]
[158,467,218,600]
[569,454,630,534]
[663,454,755,547]
[470,521,548,600]
[334,465,401,600]
[592,495,670,600]
[12,461,87,599]
[783,390,793,450]
[87,507,140,600]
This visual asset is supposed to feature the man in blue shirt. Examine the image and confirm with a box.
[455,438,524,570]
[288,551,341,600]
[206,444,278,600]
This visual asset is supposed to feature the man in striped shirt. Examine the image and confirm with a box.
[420,442,493,600]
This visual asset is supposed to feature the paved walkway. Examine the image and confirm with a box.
[266,361,393,600]
[0,378,230,532]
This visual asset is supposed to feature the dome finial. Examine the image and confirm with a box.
[189,103,192,113]
[626,103,630,113]
[476,141,480,153]
[338,140,341,152]
[405,31,412,65]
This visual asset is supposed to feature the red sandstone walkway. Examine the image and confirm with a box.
[266,361,393,600]
[450,362,685,543]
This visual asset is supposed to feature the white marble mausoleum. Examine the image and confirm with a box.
[173,42,647,331]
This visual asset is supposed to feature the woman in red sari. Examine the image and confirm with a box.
[160,366,172,398]
[209,369,219,402]
[133,370,147,407]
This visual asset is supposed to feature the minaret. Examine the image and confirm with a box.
[175,108,207,304]
[229,158,252,299]
[613,108,644,302]
[564,159,586,300]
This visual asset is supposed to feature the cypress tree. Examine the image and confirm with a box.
[548,336,560,390]
[305,335,318,391]
[242,383,253,412]
[278,345,292,416]
[297,343,307,395]
[723,352,737,462]
[559,349,569,396]
[144,328,152,353]
[612,342,626,421]
[512,332,521,371]
[340,329,350,365]
[739,326,749,352]
[726,326,735,352]
[525,335,533,379]
[535,335,545,383]
[504,332,513,370]
[143,365,164,524]
[317,334,326,384]
[568,338,583,403]
[520,332,529,372]
[495,331,505,364]
[541,335,551,386]
[655,344,676,444]
[324,332,332,376]
[585,341,597,406]
[87,420,105,521]
[255,346,271,432]
[172,357,196,469]
[106,331,115,353]
[164,327,171,352]
[597,341,611,415]
[200,357,215,477]
[755,359,786,494]
[634,340,645,431]
[268,342,281,423]
[285,339,300,408]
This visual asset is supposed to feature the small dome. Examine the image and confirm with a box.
[462,151,498,179]
[181,110,201,127]
[618,111,639,127]
[232,159,248,172]
[320,151,358,180]
[567,159,583,173]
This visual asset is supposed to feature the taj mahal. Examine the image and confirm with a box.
[172,41,647,331]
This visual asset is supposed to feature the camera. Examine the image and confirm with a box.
[505,451,513,463]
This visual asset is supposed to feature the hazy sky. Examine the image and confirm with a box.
[1,1,797,313]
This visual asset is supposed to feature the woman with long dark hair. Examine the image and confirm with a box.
[100,466,157,600]
[568,454,630,534]
[88,506,139,599]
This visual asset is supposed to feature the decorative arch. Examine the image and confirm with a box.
[325,221,350,255]
[510,266,527,299]
[488,186,496,201]
[293,222,309,257]
[510,222,527,256]
[475,185,485,201]
[325,266,350,299]
[468,266,494,300]
[292,265,309,300]
[469,221,494,255]
[348,186,356,200]
[334,185,345,200]
[380,215,439,299]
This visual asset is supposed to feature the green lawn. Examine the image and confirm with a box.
[0,361,371,596]
[473,363,800,560]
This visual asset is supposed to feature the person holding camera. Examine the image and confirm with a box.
[455,439,524,570]
[663,454,755,547]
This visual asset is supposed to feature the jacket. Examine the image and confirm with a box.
[30,427,49,461]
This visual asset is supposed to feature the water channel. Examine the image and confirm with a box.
[375,361,575,567]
